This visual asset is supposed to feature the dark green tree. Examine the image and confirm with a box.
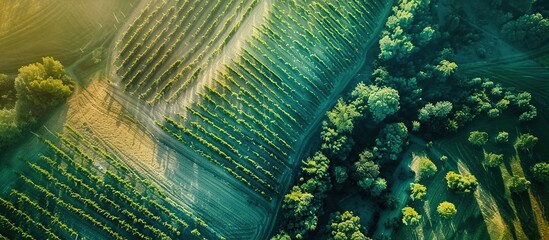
[515,133,538,152]
[532,162,549,183]
[374,122,408,162]
[509,176,531,193]
[468,131,489,146]
[484,152,504,168]
[501,13,549,49]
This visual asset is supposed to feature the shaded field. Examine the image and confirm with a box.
[0,0,135,73]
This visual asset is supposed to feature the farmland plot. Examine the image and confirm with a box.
[110,0,392,238]
[0,126,219,240]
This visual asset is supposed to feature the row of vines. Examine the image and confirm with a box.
[0,125,221,240]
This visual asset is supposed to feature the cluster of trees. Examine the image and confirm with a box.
[0,57,74,148]
[328,211,369,240]
[379,0,434,62]
[501,13,549,49]
[280,152,331,239]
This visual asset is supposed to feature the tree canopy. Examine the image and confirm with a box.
[367,87,400,123]
[410,183,427,201]
[445,171,478,193]
[418,156,437,179]
[328,211,368,240]
[436,201,457,219]
[501,13,549,49]
[402,206,421,226]
[515,133,538,151]
[468,131,489,146]
[374,122,408,161]
[509,176,531,193]
[484,152,504,167]
[532,163,549,183]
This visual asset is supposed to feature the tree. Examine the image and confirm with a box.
[468,131,488,146]
[410,183,427,201]
[418,156,437,179]
[328,211,367,240]
[501,13,549,49]
[327,99,361,133]
[370,178,387,197]
[334,166,348,184]
[14,57,74,122]
[271,231,291,240]
[515,133,538,151]
[374,122,408,161]
[436,201,457,219]
[484,152,504,167]
[445,171,478,193]
[509,176,531,193]
[401,207,421,226]
[418,101,453,122]
[300,152,331,195]
[367,87,400,123]
[435,60,458,77]
[352,151,380,180]
[495,131,509,144]
[0,109,21,146]
[0,74,16,108]
[532,162,549,183]
[282,185,317,237]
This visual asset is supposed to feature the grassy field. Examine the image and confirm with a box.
[0,0,135,73]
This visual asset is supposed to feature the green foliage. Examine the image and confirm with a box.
[418,101,453,122]
[334,166,348,184]
[436,201,457,219]
[532,162,549,183]
[401,206,421,226]
[501,13,549,49]
[440,155,448,162]
[370,178,387,197]
[412,121,420,132]
[435,60,458,77]
[353,157,379,181]
[409,183,427,201]
[484,152,504,167]
[327,99,361,133]
[468,131,489,146]
[418,156,437,179]
[282,186,317,233]
[321,126,353,161]
[271,231,291,240]
[367,87,400,123]
[514,133,538,151]
[379,28,415,61]
[445,171,478,193]
[0,109,21,146]
[328,211,367,240]
[508,176,531,193]
[495,131,509,144]
[374,122,408,161]
[300,152,331,195]
[15,57,74,120]
[0,74,16,108]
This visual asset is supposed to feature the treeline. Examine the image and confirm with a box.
[0,57,74,149]
[272,0,546,238]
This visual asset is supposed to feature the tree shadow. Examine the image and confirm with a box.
[512,191,541,239]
